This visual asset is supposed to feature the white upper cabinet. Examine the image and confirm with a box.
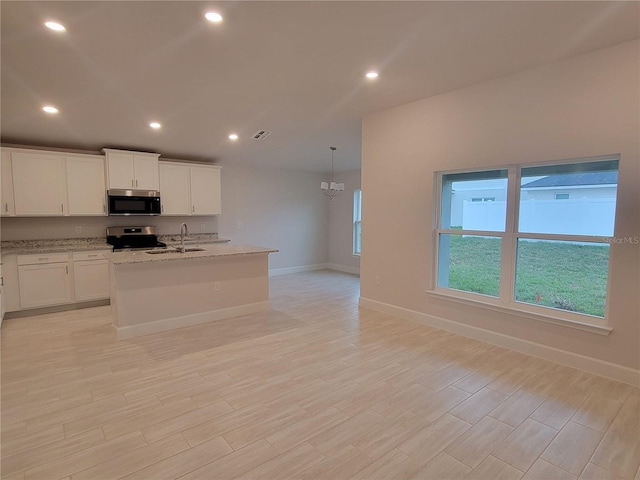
[159,161,221,216]
[66,155,106,215]
[12,151,67,216]
[159,162,191,215]
[191,165,221,215]
[1,150,15,216]
[104,149,160,190]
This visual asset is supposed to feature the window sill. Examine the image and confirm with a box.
[352,253,361,257]
[426,289,612,336]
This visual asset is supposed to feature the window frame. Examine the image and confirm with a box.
[353,189,362,256]
[429,155,619,335]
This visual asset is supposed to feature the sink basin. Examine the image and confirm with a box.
[145,247,206,255]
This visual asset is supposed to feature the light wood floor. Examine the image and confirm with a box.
[1,270,638,480]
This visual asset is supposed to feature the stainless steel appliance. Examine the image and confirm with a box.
[106,226,167,252]
[107,189,161,216]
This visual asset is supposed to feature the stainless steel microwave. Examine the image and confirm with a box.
[107,189,161,216]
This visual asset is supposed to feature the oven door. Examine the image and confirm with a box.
[107,190,161,215]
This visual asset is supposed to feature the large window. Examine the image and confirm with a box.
[353,189,362,255]
[433,157,619,328]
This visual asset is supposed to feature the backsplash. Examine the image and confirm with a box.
[0,216,218,241]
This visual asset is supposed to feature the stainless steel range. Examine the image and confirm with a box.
[106,226,167,252]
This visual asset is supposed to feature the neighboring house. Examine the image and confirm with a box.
[450,178,507,227]
[456,171,618,236]
[520,171,618,200]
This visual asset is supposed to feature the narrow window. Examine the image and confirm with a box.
[353,189,362,255]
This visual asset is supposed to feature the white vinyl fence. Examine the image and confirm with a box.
[462,198,616,237]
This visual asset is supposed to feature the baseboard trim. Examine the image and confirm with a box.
[116,301,271,339]
[358,297,640,387]
[327,263,360,275]
[4,299,110,319]
[269,264,328,276]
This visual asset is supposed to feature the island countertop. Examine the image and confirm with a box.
[104,243,278,265]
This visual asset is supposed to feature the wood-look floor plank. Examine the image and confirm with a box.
[540,421,603,476]
[1,271,637,480]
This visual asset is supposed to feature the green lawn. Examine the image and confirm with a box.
[443,235,609,317]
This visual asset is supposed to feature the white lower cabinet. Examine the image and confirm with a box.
[18,254,72,309]
[15,251,109,311]
[73,252,109,301]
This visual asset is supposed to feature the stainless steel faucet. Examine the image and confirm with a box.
[179,222,189,252]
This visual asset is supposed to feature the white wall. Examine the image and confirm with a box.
[216,163,329,273]
[361,40,640,372]
[328,169,361,274]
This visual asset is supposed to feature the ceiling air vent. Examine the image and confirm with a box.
[252,130,272,141]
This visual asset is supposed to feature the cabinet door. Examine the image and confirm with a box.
[74,260,109,301]
[106,152,135,189]
[12,152,66,215]
[66,156,107,215]
[159,163,190,215]
[2,254,20,313]
[1,150,15,216]
[133,155,160,190]
[18,263,72,308]
[190,166,221,215]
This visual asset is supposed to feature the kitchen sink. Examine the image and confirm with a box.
[145,247,206,254]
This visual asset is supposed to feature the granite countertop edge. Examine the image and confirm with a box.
[1,236,231,255]
[105,244,278,265]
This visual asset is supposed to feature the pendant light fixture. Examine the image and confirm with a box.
[320,146,345,199]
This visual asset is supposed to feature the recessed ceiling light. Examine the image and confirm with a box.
[228,133,238,141]
[205,12,223,23]
[42,105,59,114]
[149,122,162,129]
[366,71,379,79]
[44,21,66,32]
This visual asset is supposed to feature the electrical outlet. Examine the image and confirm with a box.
[200,223,206,232]
[214,281,221,292]
[375,275,381,286]
[75,226,82,234]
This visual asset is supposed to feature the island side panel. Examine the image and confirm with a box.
[110,253,270,338]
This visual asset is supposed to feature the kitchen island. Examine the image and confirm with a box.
[104,244,278,339]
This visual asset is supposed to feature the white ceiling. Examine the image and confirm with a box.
[1,1,638,172]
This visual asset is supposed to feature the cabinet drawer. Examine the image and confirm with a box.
[73,251,108,261]
[17,253,70,266]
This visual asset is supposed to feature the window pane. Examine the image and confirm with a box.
[441,170,508,231]
[437,234,501,297]
[515,239,610,317]
[519,161,618,236]
[354,221,362,255]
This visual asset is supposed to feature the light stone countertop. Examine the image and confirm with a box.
[104,244,278,265]
[0,235,231,256]
[1,238,111,256]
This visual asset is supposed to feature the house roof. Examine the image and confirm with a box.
[522,171,618,188]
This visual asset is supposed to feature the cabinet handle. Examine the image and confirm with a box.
[4,203,7,212]
[136,179,138,187]
[1,277,4,287]
[38,257,49,261]
[88,254,98,257]
[192,205,195,213]
[61,203,64,213]
[65,266,69,275]
[162,205,164,213]
[132,179,135,187]
[103,204,106,213]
